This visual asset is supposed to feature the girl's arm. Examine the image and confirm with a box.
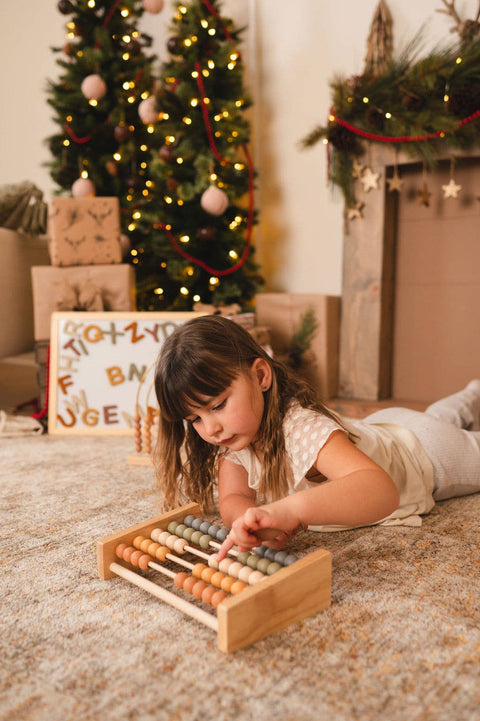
[217,430,400,559]
[217,457,257,528]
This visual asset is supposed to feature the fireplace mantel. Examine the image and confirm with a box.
[338,145,480,401]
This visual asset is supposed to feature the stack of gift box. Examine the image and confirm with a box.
[31,196,136,417]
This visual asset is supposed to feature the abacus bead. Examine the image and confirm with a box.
[215,528,228,542]
[267,562,282,575]
[167,521,179,534]
[123,546,134,563]
[190,530,203,545]
[130,550,143,566]
[248,570,266,585]
[183,575,197,594]
[155,546,168,562]
[254,545,268,557]
[199,534,212,550]
[173,538,188,554]
[264,547,277,561]
[183,527,195,542]
[175,524,187,538]
[158,531,170,545]
[218,558,234,574]
[237,552,250,566]
[192,563,207,579]
[192,580,208,599]
[132,535,145,549]
[165,535,177,550]
[183,515,196,527]
[211,571,225,588]
[208,524,220,538]
[211,590,228,608]
[199,521,211,534]
[200,567,216,584]
[208,553,219,569]
[138,554,150,571]
[220,575,235,593]
[227,561,243,578]
[174,572,189,589]
[256,558,271,574]
[115,543,127,559]
[230,580,248,594]
[284,555,298,566]
[274,550,288,565]
[238,566,253,582]
[140,538,152,553]
[247,555,260,569]
[147,542,161,557]
[191,518,203,531]
[150,528,161,542]
[201,585,216,606]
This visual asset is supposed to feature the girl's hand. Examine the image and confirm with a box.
[216,504,303,561]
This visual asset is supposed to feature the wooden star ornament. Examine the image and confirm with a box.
[352,159,366,179]
[360,167,380,192]
[442,178,462,198]
[347,201,365,220]
[386,168,404,192]
[418,182,431,207]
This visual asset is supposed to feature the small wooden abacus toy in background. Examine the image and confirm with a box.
[129,363,158,466]
[97,503,332,653]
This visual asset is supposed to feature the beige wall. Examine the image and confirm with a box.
[0,0,454,297]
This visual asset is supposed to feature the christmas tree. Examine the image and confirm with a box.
[132,0,263,311]
[46,0,162,232]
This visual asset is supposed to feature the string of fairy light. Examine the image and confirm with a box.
[58,0,254,305]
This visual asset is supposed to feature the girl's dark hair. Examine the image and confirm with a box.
[154,315,345,511]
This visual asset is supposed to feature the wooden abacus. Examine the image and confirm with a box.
[97,502,332,653]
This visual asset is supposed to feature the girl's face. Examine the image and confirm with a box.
[184,359,271,451]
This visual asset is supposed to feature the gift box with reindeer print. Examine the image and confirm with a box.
[47,197,123,267]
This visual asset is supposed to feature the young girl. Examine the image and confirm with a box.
[154,315,480,560]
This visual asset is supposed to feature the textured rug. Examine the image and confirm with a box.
[1,433,480,721]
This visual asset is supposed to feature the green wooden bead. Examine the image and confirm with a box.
[236,551,250,566]
[167,521,179,534]
[247,555,259,569]
[267,562,282,575]
[199,534,212,550]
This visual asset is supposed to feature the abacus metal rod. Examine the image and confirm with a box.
[109,562,219,631]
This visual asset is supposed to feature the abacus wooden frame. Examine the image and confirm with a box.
[97,502,332,653]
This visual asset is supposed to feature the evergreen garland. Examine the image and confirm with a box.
[302,33,480,207]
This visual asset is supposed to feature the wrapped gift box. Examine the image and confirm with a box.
[48,197,122,267]
[31,264,136,341]
[255,293,340,400]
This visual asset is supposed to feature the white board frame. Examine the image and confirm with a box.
[48,311,199,435]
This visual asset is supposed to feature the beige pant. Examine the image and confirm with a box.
[364,381,480,501]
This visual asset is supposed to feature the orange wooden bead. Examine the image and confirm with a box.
[210,571,225,588]
[138,554,151,571]
[123,546,134,563]
[183,575,197,594]
[230,580,248,595]
[154,546,168,562]
[129,550,143,566]
[201,585,216,606]
[140,538,152,553]
[211,590,228,608]
[133,535,145,549]
[192,580,208,600]
[192,562,207,579]
[115,543,127,559]
[174,572,189,589]
[147,542,161,557]
[220,575,235,593]
[200,567,216,584]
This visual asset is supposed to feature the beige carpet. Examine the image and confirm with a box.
[2,432,480,721]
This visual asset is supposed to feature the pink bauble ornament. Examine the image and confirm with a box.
[81,74,107,100]
[201,185,229,216]
[143,0,164,12]
[138,96,159,124]
[72,177,96,197]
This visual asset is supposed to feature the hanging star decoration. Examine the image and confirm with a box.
[347,201,365,220]
[386,167,404,192]
[418,182,432,207]
[352,159,366,179]
[360,167,380,192]
[442,177,462,198]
